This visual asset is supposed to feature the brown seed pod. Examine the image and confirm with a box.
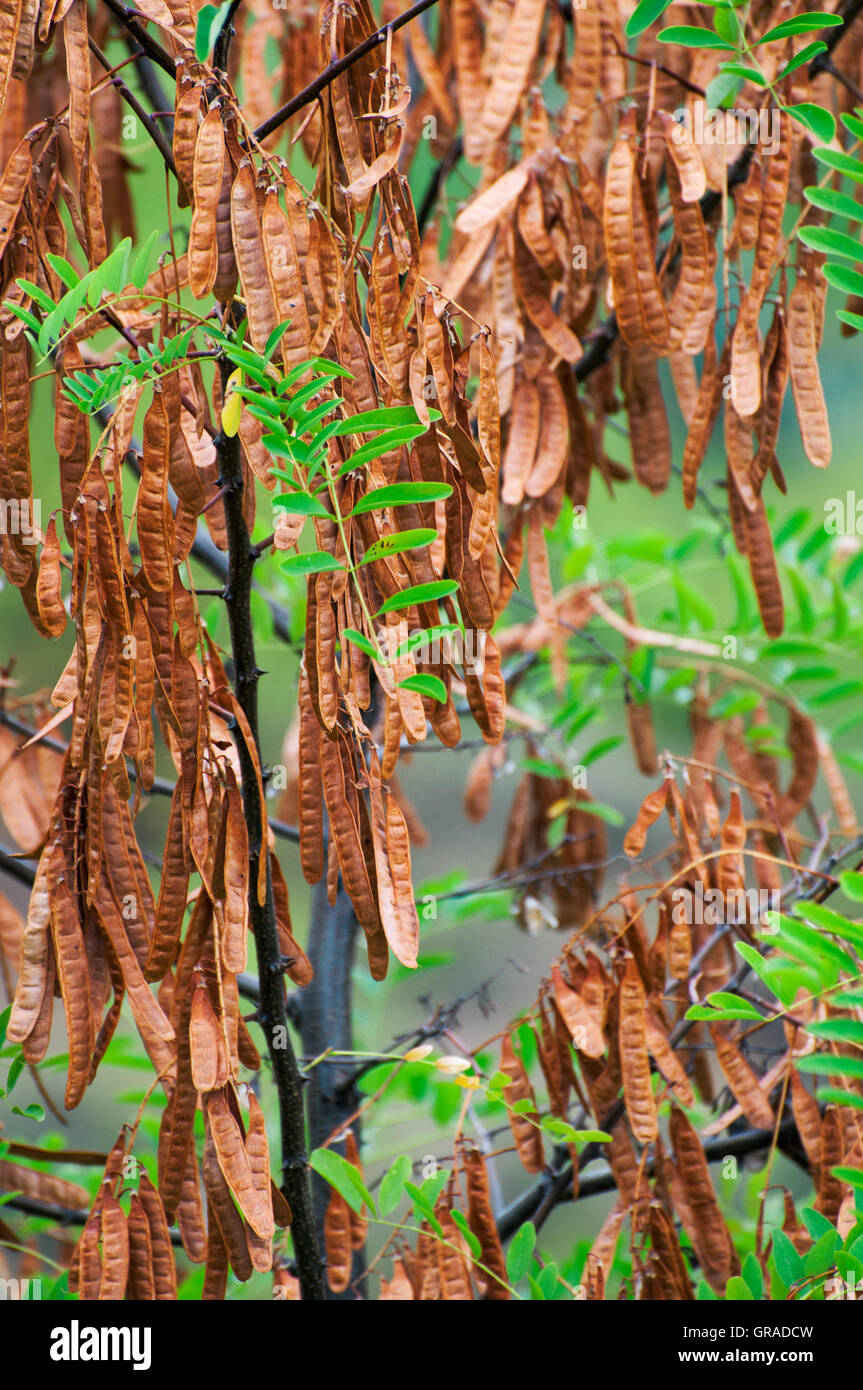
[710,1028,774,1129]
[624,780,671,858]
[324,1184,353,1293]
[189,983,229,1093]
[500,1030,544,1173]
[137,1171,178,1300]
[188,107,224,299]
[464,1146,509,1299]
[127,1192,156,1300]
[787,271,831,468]
[618,956,658,1145]
[476,0,545,155]
[207,1089,274,1240]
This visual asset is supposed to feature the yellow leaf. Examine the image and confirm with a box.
[221,368,243,437]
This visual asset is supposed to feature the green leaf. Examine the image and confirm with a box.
[329,406,440,437]
[802,1207,836,1242]
[403,1180,442,1237]
[840,871,863,902]
[5,1054,24,1095]
[449,1209,482,1261]
[350,481,453,516]
[340,628,379,660]
[2,302,41,334]
[804,187,863,226]
[657,25,737,49]
[799,225,862,260]
[817,1087,863,1110]
[393,623,460,660]
[10,1103,44,1122]
[771,1228,805,1289]
[338,426,432,473]
[0,1004,9,1049]
[742,1251,764,1300]
[129,229,161,290]
[777,40,828,79]
[786,103,837,144]
[360,529,438,565]
[838,309,863,332]
[45,253,80,289]
[813,147,863,184]
[841,111,863,142]
[757,13,844,44]
[712,5,740,46]
[796,1054,863,1080]
[717,63,765,82]
[794,900,863,952]
[194,0,232,61]
[580,735,624,767]
[272,492,332,518]
[376,579,459,616]
[625,0,674,39]
[831,1165,863,1189]
[16,279,55,313]
[280,551,345,577]
[575,800,624,827]
[379,1154,412,1216]
[725,1275,754,1300]
[309,1148,376,1218]
[397,674,447,705]
[706,992,766,1021]
[804,1228,840,1275]
[506,1221,536,1284]
[706,71,746,107]
[263,319,292,364]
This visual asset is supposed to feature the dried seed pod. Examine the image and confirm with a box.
[189,983,229,1093]
[711,1028,774,1129]
[464,1147,509,1299]
[188,107,224,298]
[787,271,831,468]
[618,957,657,1145]
[500,1031,544,1173]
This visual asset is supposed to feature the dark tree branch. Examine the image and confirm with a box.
[122,34,175,142]
[215,355,325,1301]
[212,0,243,73]
[416,137,463,236]
[253,0,442,142]
[88,38,177,177]
[1,1192,186,1246]
[809,0,863,78]
[100,0,177,78]
[496,1116,803,1240]
[300,874,364,1300]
